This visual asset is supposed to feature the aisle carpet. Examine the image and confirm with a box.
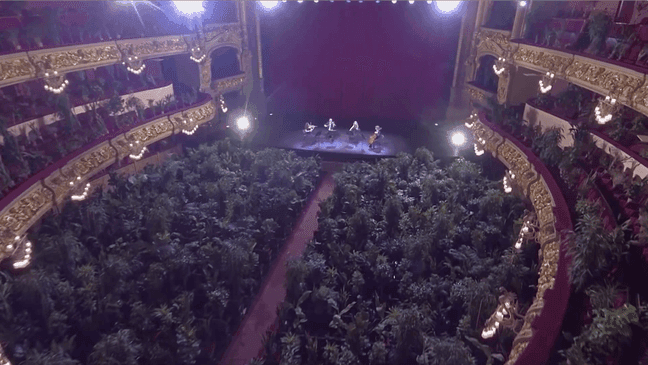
[219,170,337,365]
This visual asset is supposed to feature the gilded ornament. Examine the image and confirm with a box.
[213,75,246,93]
[30,45,120,73]
[0,184,53,235]
[0,54,36,84]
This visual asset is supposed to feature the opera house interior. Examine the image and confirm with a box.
[1,1,648,364]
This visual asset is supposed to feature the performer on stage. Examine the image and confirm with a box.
[324,118,336,131]
[303,122,316,134]
[368,125,382,149]
[324,118,336,142]
[349,121,360,132]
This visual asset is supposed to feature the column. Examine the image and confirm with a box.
[511,1,529,39]
[199,57,212,93]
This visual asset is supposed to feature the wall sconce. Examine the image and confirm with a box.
[464,111,478,129]
[493,57,508,76]
[503,170,516,194]
[8,234,32,270]
[539,71,555,94]
[128,139,148,160]
[122,55,146,75]
[219,95,228,113]
[190,45,207,63]
[181,117,199,135]
[43,70,69,94]
[71,183,91,201]
[595,95,620,125]
[482,290,522,339]
[515,211,538,250]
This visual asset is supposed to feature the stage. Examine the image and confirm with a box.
[265,127,412,157]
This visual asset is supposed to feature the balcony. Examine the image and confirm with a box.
[0,23,242,89]
[211,73,246,95]
[465,81,496,108]
[0,94,217,239]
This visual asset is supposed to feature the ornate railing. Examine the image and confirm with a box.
[524,103,648,179]
[466,81,496,107]
[0,23,242,89]
[467,111,573,365]
[0,96,216,258]
[211,73,246,94]
[472,29,648,118]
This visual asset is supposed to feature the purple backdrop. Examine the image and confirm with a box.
[260,2,462,123]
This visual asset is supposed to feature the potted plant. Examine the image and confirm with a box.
[586,11,612,56]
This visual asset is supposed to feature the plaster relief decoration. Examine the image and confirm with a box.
[205,24,243,51]
[126,118,174,146]
[200,57,212,92]
[117,35,188,59]
[28,42,120,75]
[497,67,510,104]
[0,182,53,244]
[475,28,511,58]
[465,114,562,365]
[564,57,645,105]
[213,74,246,94]
[0,53,37,86]
[512,44,574,76]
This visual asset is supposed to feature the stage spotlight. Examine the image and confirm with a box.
[409,0,414,3]
[236,116,251,131]
[434,0,461,13]
[519,0,527,7]
[392,0,397,3]
[451,131,466,147]
[173,1,204,15]
[260,1,279,9]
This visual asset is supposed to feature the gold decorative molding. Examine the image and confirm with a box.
[0,182,53,252]
[29,42,120,75]
[0,98,215,259]
[512,44,574,76]
[212,74,246,94]
[466,116,563,365]
[200,57,212,92]
[564,56,645,105]
[0,53,36,86]
[117,35,188,59]
[0,23,244,88]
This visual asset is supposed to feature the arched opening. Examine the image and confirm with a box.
[210,47,242,81]
[474,55,499,93]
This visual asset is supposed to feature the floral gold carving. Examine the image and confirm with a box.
[117,36,187,58]
[205,24,242,47]
[512,46,574,76]
[0,182,53,241]
[467,114,566,365]
[213,74,246,93]
[126,119,174,146]
[564,60,644,104]
[29,44,120,74]
[0,54,36,85]
[200,57,212,92]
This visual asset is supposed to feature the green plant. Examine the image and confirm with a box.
[586,12,613,56]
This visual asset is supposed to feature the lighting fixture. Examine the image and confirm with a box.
[539,71,554,94]
[129,147,149,160]
[392,0,397,3]
[182,125,199,135]
[11,235,32,270]
[173,0,204,15]
[450,131,466,147]
[503,170,515,193]
[71,183,91,201]
[219,95,228,113]
[123,55,146,75]
[519,0,527,7]
[43,71,70,94]
[595,96,619,125]
[236,116,250,130]
[493,57,507,76]
[434,0,460,13]
[482,292,519,340]
[474,143,484,156]
[409,0,414,3]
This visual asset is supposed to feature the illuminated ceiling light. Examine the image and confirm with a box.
[519,0,527,7]
[260,1,279,9]
[173,1,204,15]
[236,116,250,130]
[451,131,466,147]
[314,0,319,3]
[434,0,460,13]
[427,0,432,3]
[298,0,303,2]
[392,0,397,3]
[409,0,414,3]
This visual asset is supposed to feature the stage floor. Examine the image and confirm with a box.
[268,128,412,157]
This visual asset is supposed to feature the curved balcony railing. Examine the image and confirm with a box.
[472,29,648,119]
[0,94,216,256]
[0,23,242,89]
[523,102,648,179]
[211,72,246,95]
[466,81,496,107]
[467,111,573,365]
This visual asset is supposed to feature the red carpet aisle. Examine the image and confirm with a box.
[219,170,337,365]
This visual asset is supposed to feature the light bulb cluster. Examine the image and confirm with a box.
[129,147,148,160]
[71,183,91,201]
[474,135,486,156]
[474,143,485,156]
[11,235,32,270]
[493,57,507,76]
[43,70,70,94]
[539,72,555,94]
[126,63,146,75]
[515,214,537,250]
[190,54,206,63]
[595,96,617,124]
[482,300,512,339]
[182,125,199,135]
[44,80,69,94]
[219,96,228,113]
[464,112,478,129]
[503,171,516,193]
